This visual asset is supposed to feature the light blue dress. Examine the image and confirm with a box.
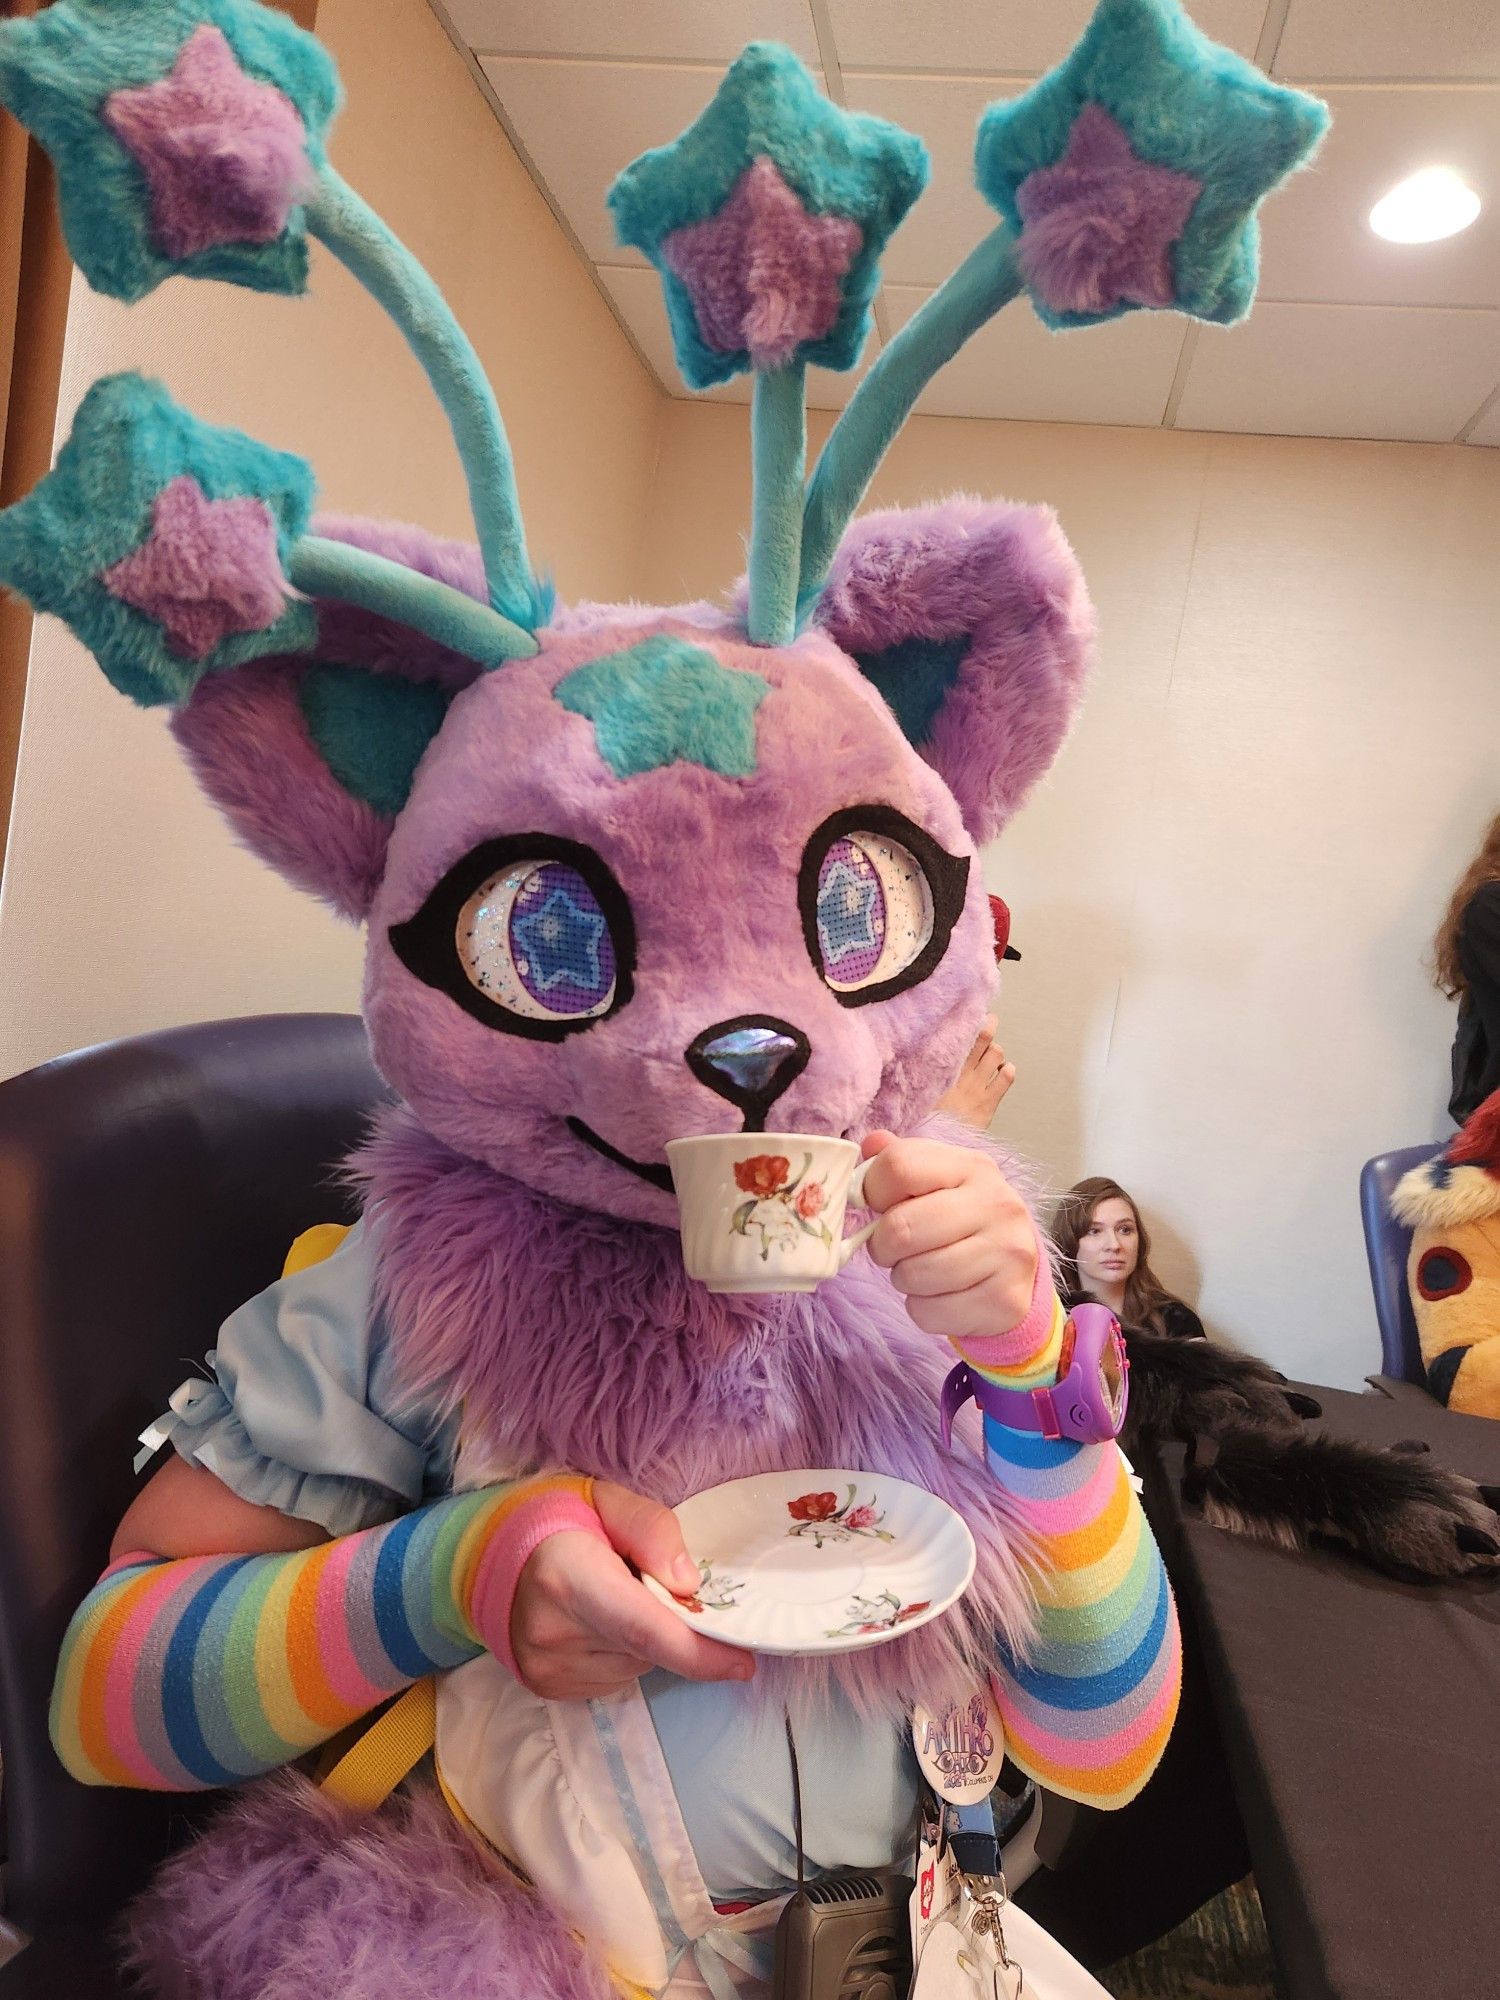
[153,1221,918,1900]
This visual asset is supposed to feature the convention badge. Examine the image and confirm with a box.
[914,1688,1004,1805]
[911,1815,960,1966]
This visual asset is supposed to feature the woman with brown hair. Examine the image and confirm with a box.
[1434,810,1500,1123]
[1052,1177,1206,1340]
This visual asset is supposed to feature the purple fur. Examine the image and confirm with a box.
[663,157,862,368]
[123,1769,611,2000]
[170,516,491,921]
[365,608,993,1228]
[171,660,391,920]
[816,499,1095,845]
[353,1103,1039,1713]
[103,25,313,261]
[1014,104,1202,318]
[104,476,288,660]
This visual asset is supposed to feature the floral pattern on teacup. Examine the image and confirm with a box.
[731,1152,834,1260]
[825,1590,931,1638]
[786,1483,894,1548]
[678,1560,744,1612]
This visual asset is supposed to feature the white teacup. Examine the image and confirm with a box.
[666,1133,877,1293]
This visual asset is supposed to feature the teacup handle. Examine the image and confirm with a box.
[837,1157,879,1268]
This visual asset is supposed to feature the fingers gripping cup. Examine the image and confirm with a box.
[667,1135,877,1293]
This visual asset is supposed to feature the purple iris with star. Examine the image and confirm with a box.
[816,838,886,986]
[510,863,616,1016]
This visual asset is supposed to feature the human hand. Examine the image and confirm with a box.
[859,1132,1037,1346]
[510,1479,756,1700]
[935,1015,1016,1131]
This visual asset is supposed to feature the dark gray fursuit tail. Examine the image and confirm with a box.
[1124,1328,1500,1581]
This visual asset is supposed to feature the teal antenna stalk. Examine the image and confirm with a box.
[747,363,807,647]
[798,228,1022,615]
[287,537,539,670]
[307,167,540,633]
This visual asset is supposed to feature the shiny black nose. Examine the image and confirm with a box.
[686,1016,811,1131]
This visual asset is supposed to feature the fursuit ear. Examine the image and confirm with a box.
[171,517,491,922]
[813,498,1094,844]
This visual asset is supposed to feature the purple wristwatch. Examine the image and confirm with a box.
[940,1302,1129,1447]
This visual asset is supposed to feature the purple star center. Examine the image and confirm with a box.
[1014,103,1202,316]
[662,157,862,370]
[102,476,289,660]
[103,24,312,262]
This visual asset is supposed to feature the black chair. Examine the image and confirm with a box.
[0,1015,388,1994]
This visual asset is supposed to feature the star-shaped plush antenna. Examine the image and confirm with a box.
[976,0,1328,327]
[0,0,340,302]
[0,373,316,706]
[609,42,927,390]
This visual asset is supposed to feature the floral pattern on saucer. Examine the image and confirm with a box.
[679,1560,744,1613]
[786,1484,895,1548]
[826,1590,931,1638]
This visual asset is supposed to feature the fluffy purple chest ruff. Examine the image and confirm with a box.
[356,1105,1037,1710]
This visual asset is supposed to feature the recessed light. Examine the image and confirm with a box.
[1369,167,1481,244]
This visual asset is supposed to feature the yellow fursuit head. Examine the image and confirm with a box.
[1393,1090,1500,1418]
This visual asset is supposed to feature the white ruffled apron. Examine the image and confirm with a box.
[436,1654,786,2000]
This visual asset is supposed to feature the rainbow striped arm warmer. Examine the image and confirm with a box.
[51,1473,604,1790]
[952,1249,1182,1811]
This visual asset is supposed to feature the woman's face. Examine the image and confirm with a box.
[1075,1196,1139,1292]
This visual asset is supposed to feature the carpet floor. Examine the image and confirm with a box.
[1100,1877,1276,2000]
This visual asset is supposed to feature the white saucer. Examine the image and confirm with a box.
[643,1468,977,1657]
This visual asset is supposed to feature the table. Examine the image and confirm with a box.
[1142,1379,1500,2000]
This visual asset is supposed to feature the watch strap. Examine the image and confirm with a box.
[941,1360,1066,1447]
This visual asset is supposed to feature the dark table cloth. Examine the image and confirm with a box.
[1142,1378,1500,2000]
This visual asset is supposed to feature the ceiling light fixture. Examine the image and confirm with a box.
[1369,167,1481,244]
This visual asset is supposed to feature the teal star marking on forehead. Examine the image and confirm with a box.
[555,634,770,780]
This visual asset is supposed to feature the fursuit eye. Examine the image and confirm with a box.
[816,834,933,990]
[799,808,969,1007]
[1417,1247,1473,1301]
[461,861,615,1020]
[388,836,635,1041]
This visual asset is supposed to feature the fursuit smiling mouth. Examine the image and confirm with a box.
[567,1020,817,1192]
[566,1117,676,1192]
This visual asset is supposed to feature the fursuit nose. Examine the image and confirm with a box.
[686,1018,811,1132]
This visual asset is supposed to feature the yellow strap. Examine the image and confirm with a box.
[318,1677,437,1813]
[282,1220,354,1279]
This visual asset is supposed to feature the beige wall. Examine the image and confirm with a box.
[0,0,661,1075]
[645,402,1500,1390]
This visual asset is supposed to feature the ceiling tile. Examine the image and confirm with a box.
[1273,0,1500,81]
[596,264,876,409]
[446,0,819,63]
[884,286,1188,425]
[1255,86,1499,308]
[1466,393,1500,445]
[843,74,1024,287]
[481,58,789,266]
[827,0,1265,72]
[1174,302,1500,441]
